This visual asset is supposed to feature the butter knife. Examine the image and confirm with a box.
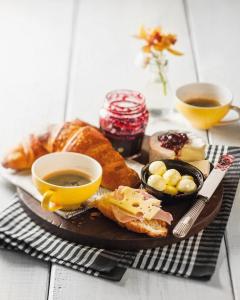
[173,154,234,239]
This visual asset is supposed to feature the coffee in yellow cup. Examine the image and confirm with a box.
[32,152,102,211]
[176,83,240,129]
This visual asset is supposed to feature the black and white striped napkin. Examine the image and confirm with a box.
[0,145,239,281]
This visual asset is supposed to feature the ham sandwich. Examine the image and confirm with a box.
[93,186,173,237]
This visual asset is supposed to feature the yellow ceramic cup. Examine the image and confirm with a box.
[176,83,240,129]
[32,152,102,212]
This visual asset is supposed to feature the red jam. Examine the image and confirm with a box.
[99,89,149,157]
[158,132,189,155]
[216,154,234,170]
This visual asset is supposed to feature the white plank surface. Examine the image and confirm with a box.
[0,0,74,299]
[0,250,49,300]
[186,0,240,147]
[187,0,240,299]
[49,245,231,300]
[0,1,238,299]
[0,0,74,152]
[66,0,196,125]
[48,0,233,299]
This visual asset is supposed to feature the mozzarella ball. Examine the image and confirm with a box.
[147,175,166,191]
[163,169,181,186]
[182,175,194,181]
[177,179,197,193]
[149,161,167,176]
[164,185,178,195]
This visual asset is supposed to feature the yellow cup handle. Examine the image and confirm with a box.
[41,190,62,212]
[217,105,240,126]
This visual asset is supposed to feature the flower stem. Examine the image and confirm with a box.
[150,51,167,96]
[158,69,167,96]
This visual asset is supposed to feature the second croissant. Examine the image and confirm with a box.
[2,119,140,191]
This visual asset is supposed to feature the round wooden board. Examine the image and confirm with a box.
[17,184,223,250]
[16,136,224,250]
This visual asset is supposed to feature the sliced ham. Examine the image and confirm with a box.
[111,205,145,223]
[111,186,173,225]
[139,189,153,200]
[111,204,173,225]
[111,205,138,223]
[153,209,173,225]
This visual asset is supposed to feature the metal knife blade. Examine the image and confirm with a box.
[173,154,234,239]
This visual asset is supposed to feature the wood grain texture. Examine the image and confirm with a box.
[48,0,234,299]
[17,161,223,250]
[187,1,240,299]
[186,0,240,146]
[66,0,196,125]
[0,0,75,299]
[49,242,232,300]
[0,0,237,299]
[0,0,74,154]
[0,251,49,300]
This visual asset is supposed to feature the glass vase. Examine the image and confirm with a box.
[143,72,175,119]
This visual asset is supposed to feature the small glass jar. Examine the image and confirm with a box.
[99,89,149,157]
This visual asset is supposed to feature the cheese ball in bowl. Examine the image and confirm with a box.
[177,178,197,193]
[163,169,181,186]
[147,174,166,191]
[148,160,167,176]
[141,159,204,205]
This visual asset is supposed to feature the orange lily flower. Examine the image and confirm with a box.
[136,25,183,56]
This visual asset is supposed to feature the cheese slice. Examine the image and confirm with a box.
[102,187,161,220]
[139,198,161,220]
[189,160,210,177]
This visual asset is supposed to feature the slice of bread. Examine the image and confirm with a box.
[93,199,168,238]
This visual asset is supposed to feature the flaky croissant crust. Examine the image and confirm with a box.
[2,119,140,191]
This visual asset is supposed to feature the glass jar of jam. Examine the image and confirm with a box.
[100,89,149,157]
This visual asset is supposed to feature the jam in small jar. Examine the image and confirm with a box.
[100,89,149,157]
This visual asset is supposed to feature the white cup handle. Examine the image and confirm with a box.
[217,105,240,126]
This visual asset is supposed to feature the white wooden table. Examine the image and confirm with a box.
[0,0,239,299]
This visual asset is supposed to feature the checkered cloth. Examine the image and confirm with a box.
[0,145,239,281]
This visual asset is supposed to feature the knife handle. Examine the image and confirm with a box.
[172,196,208,239]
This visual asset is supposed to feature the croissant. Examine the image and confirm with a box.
[2,119,140,191]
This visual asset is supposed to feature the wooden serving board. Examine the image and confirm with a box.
[16,136,223,250]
